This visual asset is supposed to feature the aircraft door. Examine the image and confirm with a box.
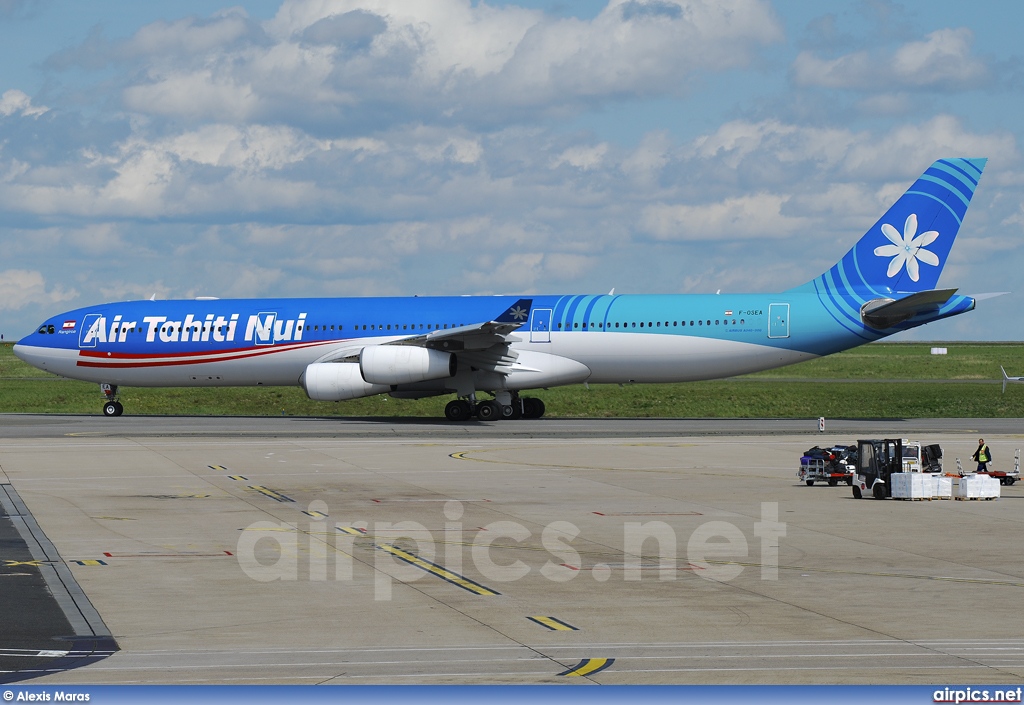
[79,313,102,348]
[530,308,552,343]
[768,303,790,339]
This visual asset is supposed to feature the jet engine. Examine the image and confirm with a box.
[302,362,389,401]
[359,346,456,386]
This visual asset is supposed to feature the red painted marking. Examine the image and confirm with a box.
[103,552,113,557]
[560,563,580,571]
[476,526,488,531]
[75,339,344,369]
[223,551,234,556]
[592,512,605,516]
[372,499,382,503]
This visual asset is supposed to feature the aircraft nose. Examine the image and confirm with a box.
[13,340,48,368]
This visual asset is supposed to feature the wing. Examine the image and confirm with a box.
[313,299,533,375]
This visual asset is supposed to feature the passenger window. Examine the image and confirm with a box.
[698,320,702,326]
[574,322,579,329]
[640,322,644,328]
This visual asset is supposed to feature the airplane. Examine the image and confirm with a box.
[14,158,987,421]
[1001,366,1023,393]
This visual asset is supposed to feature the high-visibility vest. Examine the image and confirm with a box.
[979,446,990,462]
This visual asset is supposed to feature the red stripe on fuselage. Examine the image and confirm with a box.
[75,339,347,369]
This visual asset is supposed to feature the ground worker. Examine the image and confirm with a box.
[972,438,992,473]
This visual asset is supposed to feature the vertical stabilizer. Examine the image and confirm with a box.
[794,158,986,337]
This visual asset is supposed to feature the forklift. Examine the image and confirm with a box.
[852,438,903,499]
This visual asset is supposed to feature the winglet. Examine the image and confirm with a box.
[494,299,533,324]
[1002,366,1009,394]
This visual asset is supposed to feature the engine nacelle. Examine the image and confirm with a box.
[302,362,389,401]
[359,346,456,386]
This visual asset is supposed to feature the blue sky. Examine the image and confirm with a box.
[1,0,1022,340]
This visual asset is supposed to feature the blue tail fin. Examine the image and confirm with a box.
[801,158,986,295]
[793,158,986,338]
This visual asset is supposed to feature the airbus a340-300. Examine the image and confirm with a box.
[15,159,987,421]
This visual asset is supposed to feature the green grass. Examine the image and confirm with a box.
[2,341,1023,418]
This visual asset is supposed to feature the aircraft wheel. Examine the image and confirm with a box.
[499,404,517,420]
[852,485,862,499]
[476,400,499,421]
[828,478,838,487]
[103,401,120,417]
[805,480,814,486]
[444,399,472,422]
[872,483,887,500]
[522,397,545,419]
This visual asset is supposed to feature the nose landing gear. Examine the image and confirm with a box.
[100,384,124,416]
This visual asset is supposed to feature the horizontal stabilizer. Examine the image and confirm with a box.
[860,288,958,329]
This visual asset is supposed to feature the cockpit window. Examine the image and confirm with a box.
[38,324,56,335]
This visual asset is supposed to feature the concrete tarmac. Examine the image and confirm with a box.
[0,415,1022,684]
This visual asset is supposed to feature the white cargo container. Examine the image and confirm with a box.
[933,476,953,499]
[891,472,935,500]
[957,474,1000,500]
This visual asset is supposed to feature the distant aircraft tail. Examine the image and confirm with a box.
[1002,365,1010,394]
[793,158,987,336]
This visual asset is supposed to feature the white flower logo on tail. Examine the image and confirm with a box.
[873,213,939,282]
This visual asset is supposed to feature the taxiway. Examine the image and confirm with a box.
[1,415,1022,684]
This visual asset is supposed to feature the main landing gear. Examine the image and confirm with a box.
[444,393,545,422]
[101,384,124,417]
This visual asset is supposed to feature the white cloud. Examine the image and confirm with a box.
[792,28,988,91]
[72,0,784,127]
[0,270,77,311]
[840,116,1016,179]
[551,143,609,170]
[641,193,809,241]
[0,89,48,118]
